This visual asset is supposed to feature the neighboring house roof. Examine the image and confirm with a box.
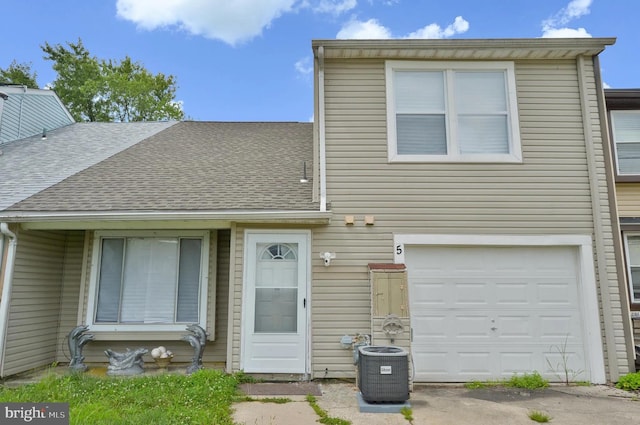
[4,121,317,214]
[0,86,74,145]
[605,88,640,109]
[0,121,177,210]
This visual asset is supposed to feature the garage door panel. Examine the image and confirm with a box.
[458,352,493,374]
[456,315,493,338]
[411,281,447,305]
[407,245,587,382]
[495,314,532,337]
[412,315,448,338]
[495,282,529,304]
[538,281,577,305]
[455,282,490,304]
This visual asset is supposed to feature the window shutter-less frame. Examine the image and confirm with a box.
[612,111,640,175]
[386,60,521,162]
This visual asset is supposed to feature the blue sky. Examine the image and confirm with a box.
[1,0,638,122]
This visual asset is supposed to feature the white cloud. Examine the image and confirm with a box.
[542,27,591,38]
[541,0,592,38]
[313,0,357,15]
[116,0,297,46]
[295,57,313,75]
[116,0,362,45]
[336,18,392,39]
[337,15,469,40]
[407,16,469,39]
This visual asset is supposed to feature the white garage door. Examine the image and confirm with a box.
[406,245,588,382]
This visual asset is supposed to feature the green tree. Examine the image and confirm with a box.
[42,39,107,121]
[0,60,39,88]
[103,57,183,122]
[42,39,184,122]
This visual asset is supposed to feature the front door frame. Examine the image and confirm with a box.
[240,229,311,374]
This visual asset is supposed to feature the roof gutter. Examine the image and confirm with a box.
[0,210,332,224]
[0,210,332,221]
[317,45,328,212]
[0,223,17,378]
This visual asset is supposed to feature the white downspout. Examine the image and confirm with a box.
[0,223,17,378]
[317,46,327,212]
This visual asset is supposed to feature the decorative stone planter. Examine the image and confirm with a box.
[154,357,172,370]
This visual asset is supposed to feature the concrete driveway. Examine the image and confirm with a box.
[233,382,640,425]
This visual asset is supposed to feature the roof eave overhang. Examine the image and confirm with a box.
[312,37,616,60]
[0,210,332,230]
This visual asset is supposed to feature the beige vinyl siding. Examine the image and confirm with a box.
[616,183,640,216]
[208,229,230,363]
[310,57,630,379]
[2,229,66,377]
[73,230,230,366]
[55,231,85,361]
[577,56,632,379]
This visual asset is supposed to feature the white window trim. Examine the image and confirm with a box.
[623,232,640,304]
[385,60,522,163]
[86,230,210,332]
[610,110,640,176]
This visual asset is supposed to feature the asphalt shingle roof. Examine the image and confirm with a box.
[6,121,317,213]
[0,121,177,210]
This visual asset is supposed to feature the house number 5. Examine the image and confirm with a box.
[396,245,403,255]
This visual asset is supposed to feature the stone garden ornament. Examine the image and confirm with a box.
[67,325,94,373]
[104,348,148,376]
[182,324,207,374]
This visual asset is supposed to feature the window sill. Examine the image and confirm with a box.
[388,153,523,163]
[89,330,213,341]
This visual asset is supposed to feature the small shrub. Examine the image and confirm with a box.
[306,394,351,425]
[400,406,414,424]
[616,372,640,392]
[233,370,259,384]
[528,410,551,422]
[465,381,486,389]
[506,372,549,390]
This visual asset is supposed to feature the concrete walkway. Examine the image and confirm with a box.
[233,382,640,425]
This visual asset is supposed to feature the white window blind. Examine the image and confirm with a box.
[386,60,521,162]
[95,236,202,324]
[395,71,446,155]
[627,236,640,302]
[455,71,509,154]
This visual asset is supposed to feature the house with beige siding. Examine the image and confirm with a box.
[605,88,640,353]
[0,37,635,384]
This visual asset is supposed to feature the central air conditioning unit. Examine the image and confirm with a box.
[358,345,409,403]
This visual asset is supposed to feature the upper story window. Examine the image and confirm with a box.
[86,230,209,332]
[385,61,521,163]
[624,234,640,304]
[610,110,640,176]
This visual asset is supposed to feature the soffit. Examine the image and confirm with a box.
[312,38,616,60]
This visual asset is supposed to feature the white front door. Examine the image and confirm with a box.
[242,231,309,373]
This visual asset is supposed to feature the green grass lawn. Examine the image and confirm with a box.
[0,369,239,425]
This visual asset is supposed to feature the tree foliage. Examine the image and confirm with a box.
[0,60,39,88]
[41,39,184,122]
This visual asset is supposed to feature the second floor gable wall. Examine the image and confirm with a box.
[312,38,615,234]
